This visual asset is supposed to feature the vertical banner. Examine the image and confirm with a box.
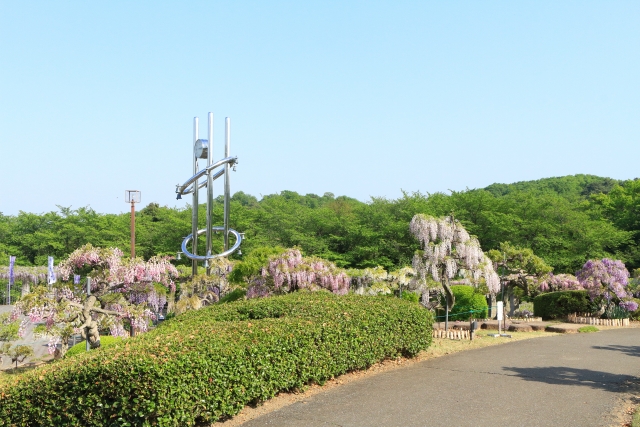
[74,275,81,285]
[8,256,15,305]
[48,256,56,285]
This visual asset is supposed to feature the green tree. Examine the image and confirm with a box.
[488,242,553,315]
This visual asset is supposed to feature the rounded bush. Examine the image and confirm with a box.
[533,290,590,320]
[64,336,123,358]
[446,285,488,321]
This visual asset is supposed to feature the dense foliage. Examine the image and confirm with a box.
[0,175,636,278]
[533,290,591,320]
[0,292,433,426]
[440,285,489,321]
[64,336,124,358]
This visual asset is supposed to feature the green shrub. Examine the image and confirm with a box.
[220,288,246,304]
[401,291,419,303]
[533,290,591,320]
[64,336,124,358]
[577,326,599,333]
[228,246,286,284]
[603,305,628,320]
[438,286,488,321]
[0,292,433,427]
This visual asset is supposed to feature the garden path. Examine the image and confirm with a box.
[0,305,52,369]
[243,328,640,427]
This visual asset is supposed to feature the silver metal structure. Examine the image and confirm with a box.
[175,113,242,275]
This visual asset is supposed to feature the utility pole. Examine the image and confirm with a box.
[125,190,141,259]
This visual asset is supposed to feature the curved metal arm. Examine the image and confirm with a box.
[176,156,237,196]
[180,168,225,195]
[181,226,243,261]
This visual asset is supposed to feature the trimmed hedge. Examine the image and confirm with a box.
[65,336,124,358]
[0,292,433,427]
[533,290,591,320]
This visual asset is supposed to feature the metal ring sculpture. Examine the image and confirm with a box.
[175,114,242,272]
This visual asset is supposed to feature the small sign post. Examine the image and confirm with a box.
[497,301,504,334]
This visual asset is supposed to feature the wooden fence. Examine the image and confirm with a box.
[567,314,629,326]
[507,317,542,322]
[433,329,471,340]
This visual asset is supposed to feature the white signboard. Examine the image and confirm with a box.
[496,301,503,320]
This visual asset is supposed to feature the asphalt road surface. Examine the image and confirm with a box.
[243,329,640,427]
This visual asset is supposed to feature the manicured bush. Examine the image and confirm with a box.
[64,336,124,358]
[401,291,419,303]
[0,292,433,427]
[219,288,246,304]
[533,290,591,320]
[439,286,488,321]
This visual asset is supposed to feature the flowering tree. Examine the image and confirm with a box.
[576,258,638,315]
[175,258,233,315]
[246,248,350,298]
[13,244,179,356]
[539,273,583,292]
[349,266,393,295]
[488,242,553,316]
[0,265,49,297]
[410,215,499,329]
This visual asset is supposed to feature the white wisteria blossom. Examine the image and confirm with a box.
[410,214,499,328]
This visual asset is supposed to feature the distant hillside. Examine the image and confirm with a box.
[484,174,621,200]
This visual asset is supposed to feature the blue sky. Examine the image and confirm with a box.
[1,1,638,215]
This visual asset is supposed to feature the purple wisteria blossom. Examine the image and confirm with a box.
[576,258,636,314]
[246,249,349,298]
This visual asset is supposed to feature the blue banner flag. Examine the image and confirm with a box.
[9,256,15,286]
[74,274,81,285]
[48,256,56,285]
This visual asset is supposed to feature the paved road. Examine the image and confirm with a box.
[0,305,51,369]
[243,329,640,427]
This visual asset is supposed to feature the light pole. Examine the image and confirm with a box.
[125,190,141,259]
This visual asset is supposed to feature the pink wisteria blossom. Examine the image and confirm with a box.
[247,248,349,298]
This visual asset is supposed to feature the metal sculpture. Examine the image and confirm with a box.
[175,113,242,276]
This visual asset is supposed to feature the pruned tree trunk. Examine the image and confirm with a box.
[508,290,519,316]
[442,277,455,331]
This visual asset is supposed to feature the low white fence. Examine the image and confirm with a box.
[567,314,630,326]
[508,317,542,322]
[433,329,471,340]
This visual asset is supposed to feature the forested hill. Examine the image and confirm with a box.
[483,174,621,199]
[1,175,639,274]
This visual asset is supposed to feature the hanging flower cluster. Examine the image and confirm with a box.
[0,266,49,284]
[539,273,583,292]
[410,214,500,294]
[577,258,629,300]
[576,258,635,312]
[58,244,179,294]
[247,248,349,298]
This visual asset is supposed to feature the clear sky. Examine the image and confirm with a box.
[1,1,638,216]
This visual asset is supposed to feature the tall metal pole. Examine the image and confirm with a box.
[206,112,214,275]
[223,117,231,251]
[130,201,136,259]
[192,117,199,277]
